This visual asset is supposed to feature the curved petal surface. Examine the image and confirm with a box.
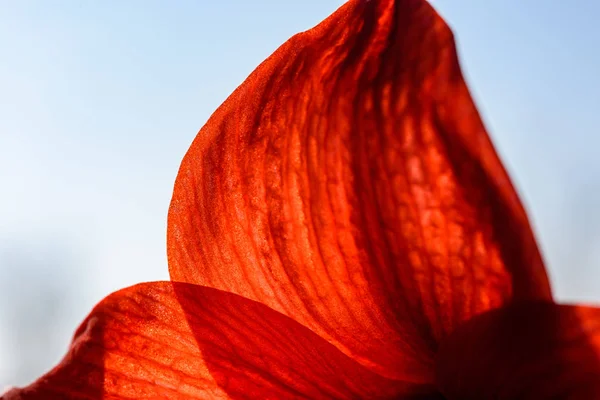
[2,281,433,399]
[436,302,600,399]
[167,0,551,380]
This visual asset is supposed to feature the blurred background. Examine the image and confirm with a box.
[1,0,598,388]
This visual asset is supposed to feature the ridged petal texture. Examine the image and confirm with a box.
[168,0,550,382]
[436,302,600,399]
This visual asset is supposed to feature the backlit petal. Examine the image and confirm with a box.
[1,281,435,399]
[436,302,600,399]
[168,0,551,380]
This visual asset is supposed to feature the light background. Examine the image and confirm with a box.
[1,0,599,388]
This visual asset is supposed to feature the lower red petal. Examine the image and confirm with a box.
[2,281,436,399]
[435,302,600,399]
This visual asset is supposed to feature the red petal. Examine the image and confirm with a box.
[436,302,600,399]
[2,281,438,399]
[167,0,551,380]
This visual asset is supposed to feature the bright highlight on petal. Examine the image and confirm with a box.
[168,0,550,381]
[3,282,225,399]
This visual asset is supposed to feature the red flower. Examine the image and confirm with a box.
[5,0,599,399]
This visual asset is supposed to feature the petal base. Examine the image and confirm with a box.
[436,302,600,399]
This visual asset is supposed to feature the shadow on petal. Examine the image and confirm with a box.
[175,282,438,399]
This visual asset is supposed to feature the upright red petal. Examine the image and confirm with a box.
[168,0,551,380]
[2,282,438,399]
[436,302,600,399]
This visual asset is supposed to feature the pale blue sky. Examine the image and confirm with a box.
[1,0,599,388]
